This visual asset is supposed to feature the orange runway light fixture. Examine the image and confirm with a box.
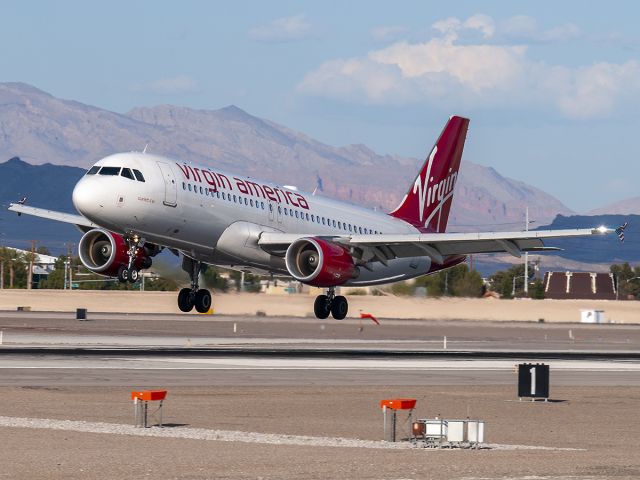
[131,390,167,402]
[380,398,416,410]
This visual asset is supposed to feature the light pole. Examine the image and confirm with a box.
[524,208,536,296]
[512,274,527,297]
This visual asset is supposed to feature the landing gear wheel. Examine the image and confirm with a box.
[331,295,348,320]
[178,287,194,312]
[194,289,212,313]
[314,294,331,319]
[128,268,139,283]
[117,266,129,283]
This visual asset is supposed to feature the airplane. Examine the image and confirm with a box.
[9,116,615,318]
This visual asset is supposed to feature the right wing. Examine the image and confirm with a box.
[259,227,614,266]
[8,203,97,232]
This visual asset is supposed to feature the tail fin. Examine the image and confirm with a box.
[389,115,469,233]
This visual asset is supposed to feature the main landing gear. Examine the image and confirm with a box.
[177,257,212,314]
[313,287,348,320]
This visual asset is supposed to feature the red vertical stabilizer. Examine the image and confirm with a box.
[389,116,469,233]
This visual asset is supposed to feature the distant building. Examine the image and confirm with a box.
[3,248,58,288]
[543,271,616,300]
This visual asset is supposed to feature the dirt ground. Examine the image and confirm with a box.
[1,385,640,479]
[1,290,639,323]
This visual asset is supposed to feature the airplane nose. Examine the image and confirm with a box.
[72,178,98,218]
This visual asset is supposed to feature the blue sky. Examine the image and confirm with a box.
[2,1,640,212]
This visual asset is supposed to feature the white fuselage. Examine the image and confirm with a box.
[72,152,434,285]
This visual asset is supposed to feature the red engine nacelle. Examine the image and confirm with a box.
[285,237,359,287]
[78,228,152,277]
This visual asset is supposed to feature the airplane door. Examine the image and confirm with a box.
[268,202,275,222]
[157,162,177,207]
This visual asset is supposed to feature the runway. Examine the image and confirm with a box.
[2,311,640,386]
[2,311,640,479]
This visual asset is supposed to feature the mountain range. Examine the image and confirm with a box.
[0,82,580,230]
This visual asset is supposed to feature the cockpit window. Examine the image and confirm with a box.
[132,169,145,182]
[98,166,121,176]
[86,166,100,175]
[120,168,135,180]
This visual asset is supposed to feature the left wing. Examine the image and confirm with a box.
[259,227,613,265]
[8,203,97,232]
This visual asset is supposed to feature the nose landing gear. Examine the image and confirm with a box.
[313,287,348,320]
[117,234,146,283]
[178,256,212,313]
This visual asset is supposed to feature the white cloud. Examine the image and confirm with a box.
[298,14,640,119]
[143,75,198,95]
[249,14,312,43]
[432,14,495,41]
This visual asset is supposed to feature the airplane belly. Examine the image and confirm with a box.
[213,221,286,271]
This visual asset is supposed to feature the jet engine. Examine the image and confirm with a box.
[285,237,359,287]
[78,228,154,277]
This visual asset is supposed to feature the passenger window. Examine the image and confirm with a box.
[261,202,265,209]
[222,192,226,200]
[182,182,186,190]
[332,220,336,227]
[98,166,121,176]
[284,208,288,216]
[233,195,237,202]
[359,227,363,234]
[188,184,192,191]
[338,222,342,229]
[306,213,310,221]
[250,199,254,207]
[244,198,248,205]
[133,169,145,182]
[349,225,353,232]
[199,186,203,194]
[289,208,293,216]
[205,189,209,196]
[86,166,100,175]
[295,211,299,219]
[322,217,326,225]
[278,206,282,213]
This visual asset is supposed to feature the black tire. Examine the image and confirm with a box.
[178,287,194,312]
[331,295,348,320]
[117,265,129,283]
[128,268,139,283]
[313,294,331,319]
[194,289,212,314]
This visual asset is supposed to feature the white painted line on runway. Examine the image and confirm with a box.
[1,357,640,371]
[0,416,581,451]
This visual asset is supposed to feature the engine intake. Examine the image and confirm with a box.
[78,228,153,277]
[285,237,359,287]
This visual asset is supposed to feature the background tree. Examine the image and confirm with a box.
[488,264,526,298]
[611,262,640,299]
